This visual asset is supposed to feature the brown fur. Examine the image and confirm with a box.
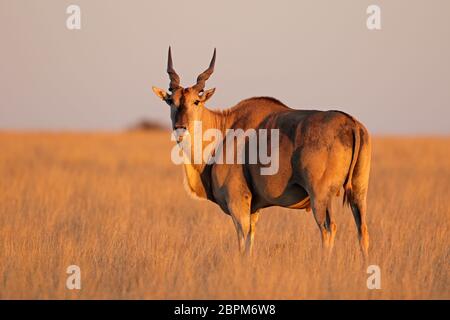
[152,50,371,257]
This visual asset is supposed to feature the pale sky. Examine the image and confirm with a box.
[0,0,449,134]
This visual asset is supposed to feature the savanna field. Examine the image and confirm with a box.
[0,131,448,299]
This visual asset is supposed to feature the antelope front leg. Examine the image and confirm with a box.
[231,215,248,254]
[228,194,252,255]
[246,211,260,255]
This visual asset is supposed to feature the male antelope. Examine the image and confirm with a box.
[152,48,371,257]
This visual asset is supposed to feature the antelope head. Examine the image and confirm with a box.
[152,47,216,142]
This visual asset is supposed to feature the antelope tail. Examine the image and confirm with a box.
[343,123,361,206]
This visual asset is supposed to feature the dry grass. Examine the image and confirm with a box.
[0,131,448,299]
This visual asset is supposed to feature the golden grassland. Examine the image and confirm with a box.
[0,131,448,299]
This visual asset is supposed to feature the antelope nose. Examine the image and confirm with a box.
[174,125,186,130]
[173,125,187,143]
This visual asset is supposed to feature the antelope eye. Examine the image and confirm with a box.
[166,98,173,105]
[194,100,200,106]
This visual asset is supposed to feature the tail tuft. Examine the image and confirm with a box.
[342,185,353,207]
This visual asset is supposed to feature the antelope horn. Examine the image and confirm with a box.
[193,48,216,92]
[167,46,180,91]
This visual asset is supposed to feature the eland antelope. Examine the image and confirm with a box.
[152,48,371,257]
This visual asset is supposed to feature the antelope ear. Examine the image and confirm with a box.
[152,86,168,101]
[200,88,215,102]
